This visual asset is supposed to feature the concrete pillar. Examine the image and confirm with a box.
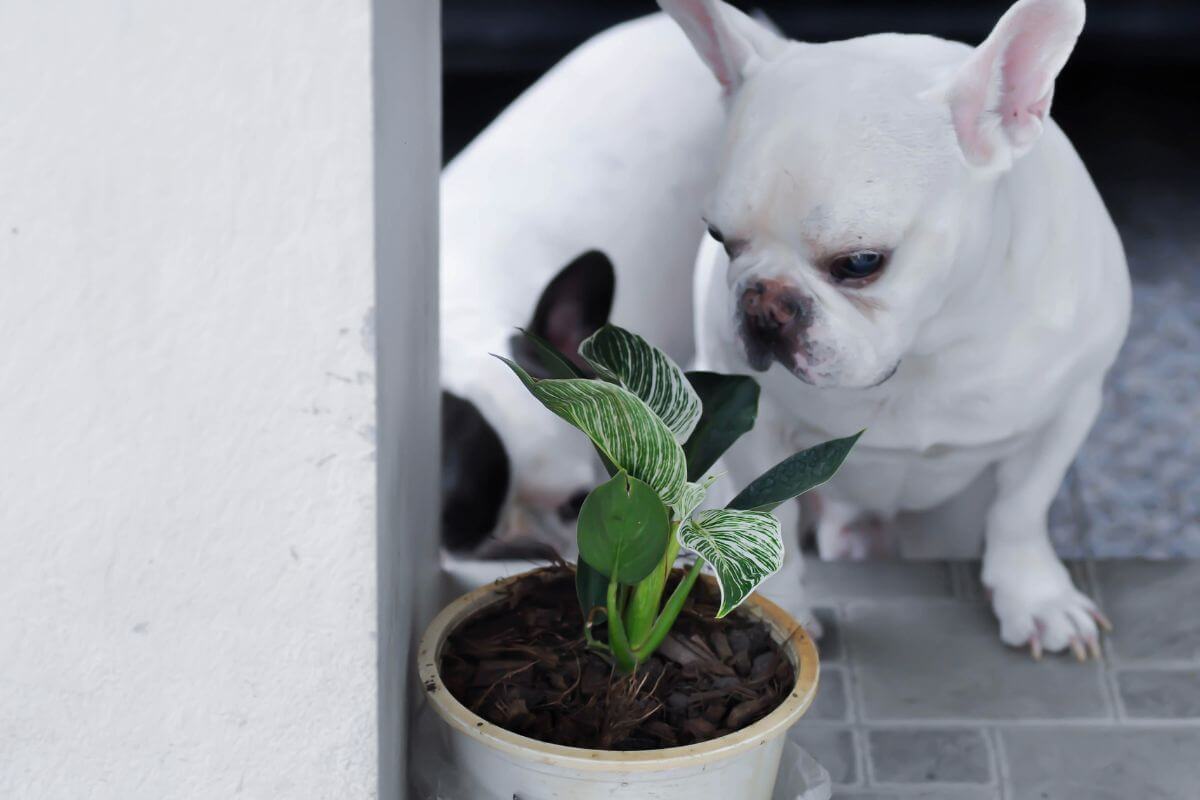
[0,1,438,797]
[374,0,442,796]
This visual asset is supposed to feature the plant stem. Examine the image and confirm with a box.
[606,579,638,673]
[628,558,705,663]
[583,607,611,654]
[623,524,681,647]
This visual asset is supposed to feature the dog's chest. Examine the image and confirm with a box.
[759,362,1062,513]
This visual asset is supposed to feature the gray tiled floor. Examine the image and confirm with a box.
[440,557,1200,797]
[867,729,992,785]
[1094,560,1200,662]
[1001,728,1200,800]
[778,559,1200,800]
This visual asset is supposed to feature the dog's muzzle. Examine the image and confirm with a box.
[738,279,813,373]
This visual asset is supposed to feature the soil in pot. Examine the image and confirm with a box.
[438,566,798,751]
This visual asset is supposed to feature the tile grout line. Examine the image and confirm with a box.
[1105,658,1200,670]
[836,599,871,788]
[948,559,966,599]
[854,726,873,788]
[990,726,1012,800]
[1086,559,1127,722]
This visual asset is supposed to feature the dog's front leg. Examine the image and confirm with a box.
[982,382,1109,660]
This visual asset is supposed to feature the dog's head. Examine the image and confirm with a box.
[441,251,614,555]
[661,0,1085,388]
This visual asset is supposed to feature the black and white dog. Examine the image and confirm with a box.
[440,14,744,557]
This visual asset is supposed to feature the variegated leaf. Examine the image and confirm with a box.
[669,474,717,522]
[679,509,784,618]
[670,481,706,522]
[496,356,687,505]
[579,325,701,443]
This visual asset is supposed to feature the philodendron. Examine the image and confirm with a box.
[498,324,859,673]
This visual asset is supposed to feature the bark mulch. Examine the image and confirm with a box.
[437,566,797,750]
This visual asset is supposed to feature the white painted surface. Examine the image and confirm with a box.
[0,2,383,796]
[373,0,442,796]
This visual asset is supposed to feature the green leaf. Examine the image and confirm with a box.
[513,328,620,476]
[727,431,863,512]
[575,558,609,622]
[682,371,760,481]
[514,327,586,379]
[580,325,701,443]
[495,356,687,505]
[669,475,716,522]
[577,471,671,585]
[678,509,784,617]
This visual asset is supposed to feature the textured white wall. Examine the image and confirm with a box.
[0,2,382,796]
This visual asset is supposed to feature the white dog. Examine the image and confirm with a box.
[663,0,1131,657]
[440,14,736,555]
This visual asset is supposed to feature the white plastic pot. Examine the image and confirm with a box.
[416,569,820,800]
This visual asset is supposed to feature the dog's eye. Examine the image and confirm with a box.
[830,250,887,283]
[706,224,725,244]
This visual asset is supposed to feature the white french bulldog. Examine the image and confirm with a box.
[440,14,735,555]
[663,0,1131,657]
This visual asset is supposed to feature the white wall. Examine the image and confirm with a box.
[0,1,392,796]
[373,0,442,797]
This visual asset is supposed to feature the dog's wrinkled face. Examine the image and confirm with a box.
[706,41,968,388]
[661,0,1087,388]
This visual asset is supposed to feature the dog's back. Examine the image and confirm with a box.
[441,14,727,554]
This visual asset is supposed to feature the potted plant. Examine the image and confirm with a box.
[418,324,859,799]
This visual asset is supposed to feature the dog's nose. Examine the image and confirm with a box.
[739,279,808,334]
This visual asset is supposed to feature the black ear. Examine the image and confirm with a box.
[441,390,510,552]
[515,250,615,375]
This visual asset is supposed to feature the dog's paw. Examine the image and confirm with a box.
[983,543,1111,661]
[814,495,896,561]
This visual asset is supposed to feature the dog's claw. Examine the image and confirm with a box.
[1028,635,1043,661]
[1090,608,1114,633]
[1069,637,1087,662]
[1086,635,1102,661]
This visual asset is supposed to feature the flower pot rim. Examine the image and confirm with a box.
[417,566,819,772]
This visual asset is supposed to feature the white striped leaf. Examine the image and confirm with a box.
[670,481,706,522]
[669,474,717,522]
[580,325,701,443]
[679,509,784,618]
[497,356,687,506]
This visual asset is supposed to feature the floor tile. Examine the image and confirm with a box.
[1094,561,1200,661]
[847,602,1111,721]
[806,562,954,601]
[867,728,991,784]
[1117,669,1200,719]
[1002,728,1200,800]
[787,727,858,785]
[833,790,997,800]
[808,667,850,722]
[814,606,842,662]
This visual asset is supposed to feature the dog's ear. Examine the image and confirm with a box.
[441,391,510,552]
[942,0,1085,172]
[658,0,787,95]
[519,250,615,373]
